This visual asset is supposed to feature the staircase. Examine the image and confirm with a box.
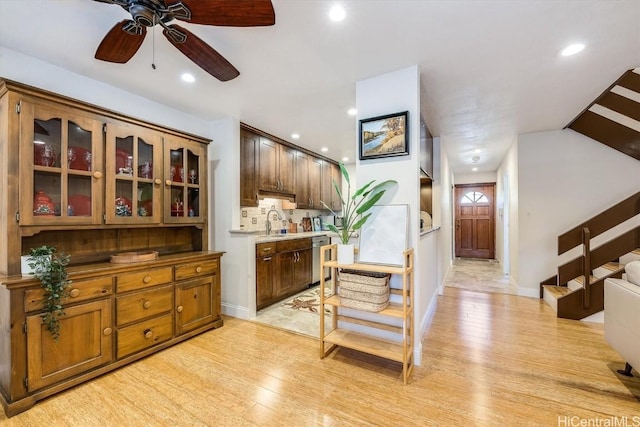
[540,68,640,320]
[540,191,640,320]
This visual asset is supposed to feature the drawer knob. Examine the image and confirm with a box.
[143,275,152,284]
[103,327,112,336]
[176,305,183,313]
[195,266,202,273]
[144,329,153,339]
[142,300,152,309]
[165,179,172,186]
[93,171,103,179]
[69,288,80,298]
[154,178,162,185]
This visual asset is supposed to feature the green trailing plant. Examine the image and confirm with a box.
[321,163,397,245]
[27,245,71,341]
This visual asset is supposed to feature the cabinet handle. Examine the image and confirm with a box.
[154,178,162,185]
[143,275,152,284]
[262,247,272,252]
[142,300,152,309]
[195,266,202,273]
[263,256,272,261]
[165,179,172,186]
[143,329,153,339]
[103,327,112,336]
[69,288,80,298]
[93,171,103,179]
[176,305,184,313]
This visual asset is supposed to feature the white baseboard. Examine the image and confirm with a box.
[222,302,249,320]
[517,287,540,298]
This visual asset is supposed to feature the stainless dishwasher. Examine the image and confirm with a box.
[312,235,330,284]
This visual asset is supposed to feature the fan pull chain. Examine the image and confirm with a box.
[151,26,157,70]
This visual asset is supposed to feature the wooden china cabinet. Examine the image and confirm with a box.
[0,79,222,417]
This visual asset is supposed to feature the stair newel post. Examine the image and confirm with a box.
[582,227,591,309]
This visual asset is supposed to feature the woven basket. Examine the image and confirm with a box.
[339,270,390,286]
[339,287,389,303]
[339,279,389,295]
[340,297,389,312]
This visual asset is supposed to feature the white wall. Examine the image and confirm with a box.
[517,129,640,295]
[496,139,519,284]
[438,136,454,290]
[0,47,209,137]
[455,172,497,185]
[355,65,428,364]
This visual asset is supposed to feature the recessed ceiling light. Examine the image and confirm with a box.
[474,148,481,154]
[347,108,357,116]
[329,5,346,22]
[472,167,478,172]
[560,43,585,57]
[321,147,328,152]
[181,73,195,83]
[291,133,300,139]
[342,157,349,162]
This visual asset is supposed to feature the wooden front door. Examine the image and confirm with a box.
[455,183,495,259]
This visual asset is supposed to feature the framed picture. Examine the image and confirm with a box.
[358,204,409,266]
[312,216,322,231]
[359,111,409,160]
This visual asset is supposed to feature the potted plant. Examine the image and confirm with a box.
[322,163,396,264]
[26,245,71,340]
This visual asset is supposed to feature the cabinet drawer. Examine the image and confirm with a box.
[24,276,113,312]
[116,313,173,359]
[174,259,218,281]
[116,285,173,327]
[256,242,276,257]
[116,267,173,293]
[277,237,312,252]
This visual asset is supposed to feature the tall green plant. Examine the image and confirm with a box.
[321,163,396,244]
[27,245,71,341]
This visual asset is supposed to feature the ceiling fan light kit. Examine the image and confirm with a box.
[93,0,275,81]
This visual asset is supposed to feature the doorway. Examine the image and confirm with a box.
[454,183,496,259]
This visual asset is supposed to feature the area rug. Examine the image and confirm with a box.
[282,286,332,315]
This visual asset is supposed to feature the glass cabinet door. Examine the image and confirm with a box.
[19,102,103,225]
[105,123,163,224]
[164,136,205,224]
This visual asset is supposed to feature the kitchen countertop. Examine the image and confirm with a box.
[229,229,331,243]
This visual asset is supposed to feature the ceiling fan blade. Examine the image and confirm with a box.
[95,20,147,63]
[167,0,275,26]
[163,24,239,81]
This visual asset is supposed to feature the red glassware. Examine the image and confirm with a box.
[33,190,55,216]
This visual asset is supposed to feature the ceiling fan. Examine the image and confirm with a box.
[93,0,275,81]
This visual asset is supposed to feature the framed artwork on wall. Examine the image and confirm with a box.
[359,111,409,160]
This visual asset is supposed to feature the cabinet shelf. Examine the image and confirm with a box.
[319,244,414,384]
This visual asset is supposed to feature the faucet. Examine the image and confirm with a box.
[265,209,282,235]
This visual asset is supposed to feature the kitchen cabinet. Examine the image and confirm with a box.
[255,238,312,310]
[294,151,312,209]
[258,136,295,194]
[0,251,224,417]
[240,128,259,207]
[19,101,104,226]
[309,157,323,209]
[319,245,415,384]
[330,162,342,212]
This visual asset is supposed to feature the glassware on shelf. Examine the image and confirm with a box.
[67,148,76,169]
[83,151,92,172]
[189,169,197,184]
[139,161,152,179]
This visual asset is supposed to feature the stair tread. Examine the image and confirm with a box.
[601,262,624,271]
[543,285,574,299]
[632,248,640,255]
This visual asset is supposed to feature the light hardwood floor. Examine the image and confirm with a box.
[2,287,638,426]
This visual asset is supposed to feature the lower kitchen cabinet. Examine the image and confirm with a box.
[0,251,224,417]
[256,238,312,309]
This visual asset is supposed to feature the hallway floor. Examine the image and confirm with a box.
[444,257,518,295]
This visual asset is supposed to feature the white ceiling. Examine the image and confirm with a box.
[0,0,638,174]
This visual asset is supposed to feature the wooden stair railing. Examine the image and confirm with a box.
[541,190,640,319]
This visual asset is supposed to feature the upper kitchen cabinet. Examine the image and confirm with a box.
[329,162,342,212]
[18,101,104,226]
[163,135,206,224]
[258,136,295,194]
[294,151,312,209]
[240,128,259,207]
[104,122,163,224]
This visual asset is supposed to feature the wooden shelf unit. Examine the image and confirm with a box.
[319,244,414,384]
